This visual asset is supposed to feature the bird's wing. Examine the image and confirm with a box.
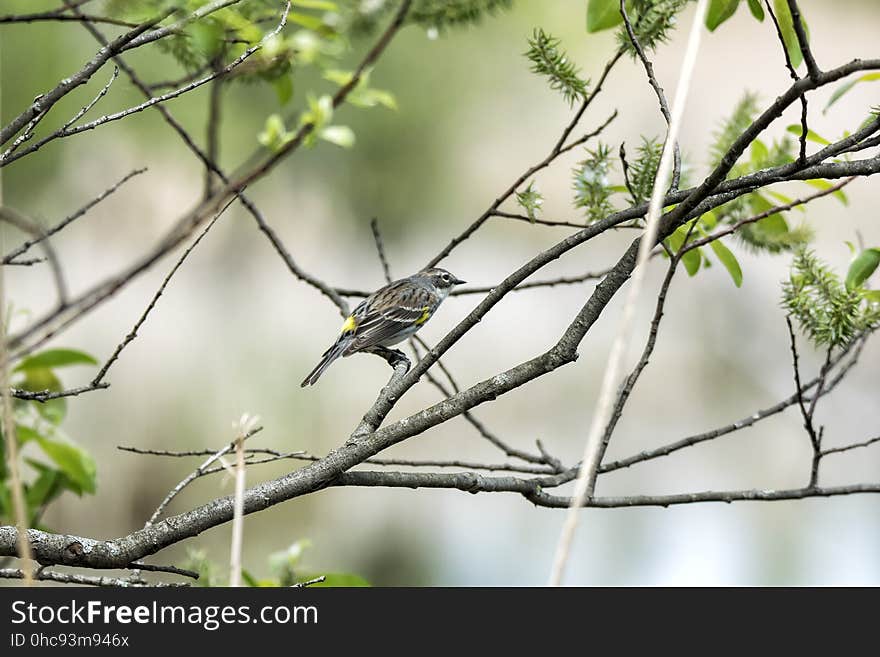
[345,283,437,352]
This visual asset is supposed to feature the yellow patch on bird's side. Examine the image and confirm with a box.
[340,315,357,334]
[414,306,432,325]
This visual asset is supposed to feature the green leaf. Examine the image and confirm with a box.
[803,179,848,205]
[746,0,764,20]
[862,289,880,304]
[710,239,743,287]
[300,94,334,129]
[293,0,338,9]
[700,210,718,229]
[258,114,292,151]
[845,248,880,290]
[289,12,325,31]
[749,139,769,167]
[26,469,62,512]
[15,368,66,424]
[241,570,276,587]
[682,248,702,276]
[823,72,880,113]
[272,75,294,106]
[587,0,623,32]
[706,0,740,31]
[772,0,806,69]
[34,437,97,494]
[307,573,371,587]
[14,349,97,372]
[318,125,355,148]
[16,425,42,444]
[785,124,830,146]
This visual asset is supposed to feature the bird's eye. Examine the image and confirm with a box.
[441,273,451,283]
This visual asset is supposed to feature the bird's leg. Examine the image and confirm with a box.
[365,346,411,373]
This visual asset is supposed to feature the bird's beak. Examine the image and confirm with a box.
[452,276,467,285]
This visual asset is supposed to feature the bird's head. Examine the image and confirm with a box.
[419,267,466,297]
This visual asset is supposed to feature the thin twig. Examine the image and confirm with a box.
[821,435,880,457]
[91,202,227,386]
[2,168,146,264]
[682,177,856,253]
[0,567,186,587]
[620,0,681,190]
[408,338,556,467]
[370,217,393,283]
[549,0,709,586]
[786,0,820,79]
[0,207,68,307]
[11,382,109,402]
[128,561,200,580]
[786,317,822,487]
[1,5,291,167]
[119,444,557,476]
[72,3,350,318]
[292,575,326,587]
[427,110,618,268]
[765,0,809,163]
[145,426,262,527]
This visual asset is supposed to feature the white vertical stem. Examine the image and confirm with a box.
[229,435,246,587]
[548,0,710,586]
[0,38,36,584]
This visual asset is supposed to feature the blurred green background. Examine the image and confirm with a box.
[2,0,880,585]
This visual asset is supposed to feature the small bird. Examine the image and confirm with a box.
[301,267,466,387]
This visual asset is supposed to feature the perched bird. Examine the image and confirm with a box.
[301,267,466,387]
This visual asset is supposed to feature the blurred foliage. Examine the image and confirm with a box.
[2,349,99,528]
[185,540,370,587]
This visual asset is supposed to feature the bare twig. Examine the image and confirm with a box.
[91,203,227,386]
[292,575,326,587]
[128,561,200,580]
[682,177,856,253]
[786,317,823,487]
[0,567,186,587]
[620,0,681,190]
[370,217,393,283]
[786,0,820,79]
[119,444,557,476]
[11,382,109,402]
[2,168,146,264]
[2,5,291,167]
[765,0,809,163]
[427,110,618,268]
[336,267,615,299]
[550,0,709,586]
[0,206,68,307]
[408,338,555,467]
[145,426,262,527]
[821,435,880,457]
[0,7,174,147]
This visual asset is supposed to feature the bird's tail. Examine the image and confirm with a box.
[301,337,351,387]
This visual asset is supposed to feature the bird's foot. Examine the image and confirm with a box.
[366,346,411,373]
